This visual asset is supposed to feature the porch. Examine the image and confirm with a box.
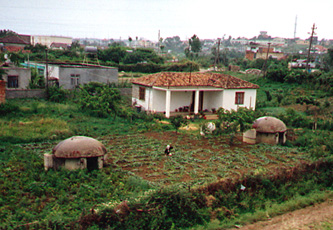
[168,111,219,120]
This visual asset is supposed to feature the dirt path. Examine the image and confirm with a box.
[231,199,333,230]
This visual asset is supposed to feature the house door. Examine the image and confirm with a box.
[87,157,99,171]
[190,91,204,112]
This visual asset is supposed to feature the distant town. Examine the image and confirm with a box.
[1,30,332,60]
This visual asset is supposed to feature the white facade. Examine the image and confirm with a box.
[32,35,72,48]
[132,85,257,117]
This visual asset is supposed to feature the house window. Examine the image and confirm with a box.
[235,92,245,105]
[139,87,145,101]
[70,74,80,86]
[7,75,19,88]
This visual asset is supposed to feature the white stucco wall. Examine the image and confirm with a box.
[222,89,257,111]
[132,85,257,113]
[47,65,60,80]
[151,89,165,112]
[170,91,192,111]
[203,91,223,111]
[132,85,151,110]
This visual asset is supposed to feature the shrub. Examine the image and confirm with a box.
[0,102,19,116]
[170,115,188,133]
[48,86,68,103]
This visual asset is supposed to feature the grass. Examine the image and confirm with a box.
[198,190,333,230]
[0,75,332,229]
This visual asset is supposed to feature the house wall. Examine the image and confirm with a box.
[170,91,192,111]
[222,89,257,111]
[3,67,31,89]
[58,66,118,89]
[151,89,165,112]
[47,65,60,80]
[203,91,223,111]
[132,85,256,113]
[132,85,151,110]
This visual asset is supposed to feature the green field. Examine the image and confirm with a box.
[0,73,332,229]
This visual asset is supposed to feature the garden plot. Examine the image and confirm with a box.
[105,131,307,186]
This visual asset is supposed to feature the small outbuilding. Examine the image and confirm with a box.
[44,136,107,171]
[243,116,287,145]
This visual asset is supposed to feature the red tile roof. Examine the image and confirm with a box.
[2,46,25,52]
[132,72,259,89]
[0,35,29,45]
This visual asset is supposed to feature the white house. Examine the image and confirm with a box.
[132,72,259,118]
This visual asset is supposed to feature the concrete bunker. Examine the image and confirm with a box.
[44,136,107,171]
[243,116,287,145]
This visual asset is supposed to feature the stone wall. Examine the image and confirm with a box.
[6,89,46,99]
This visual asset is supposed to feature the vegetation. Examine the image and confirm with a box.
[0,68,331,228]
[0,39,332,228]
[170,115,188,133]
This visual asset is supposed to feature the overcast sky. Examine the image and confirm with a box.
[1,0,332,41]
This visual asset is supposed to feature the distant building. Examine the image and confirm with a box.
[31,35,72,48]
[0,34,30,52]
[1,65,31,89]
[22,62,118,89]
[245,44,285,60]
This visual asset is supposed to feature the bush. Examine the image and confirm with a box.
[118,61,200,73]
[48,86,68,103]
[170,115,188,133]
[0,102,19,116]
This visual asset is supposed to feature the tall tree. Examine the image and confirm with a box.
[185,34,202,60]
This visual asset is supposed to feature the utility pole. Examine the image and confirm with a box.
[262,42,271,78]
[45,48,49,98]
[306,23,317,72]
[214,38,221,70]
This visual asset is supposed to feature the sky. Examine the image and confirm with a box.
[1,0,333,42]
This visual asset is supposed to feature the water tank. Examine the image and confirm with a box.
[84,46,98,53]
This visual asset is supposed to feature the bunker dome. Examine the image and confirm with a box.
[243,116,287,145]
[44,136,107,171]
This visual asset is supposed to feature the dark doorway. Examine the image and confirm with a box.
[87,157,99,171]
[278,132,284,144]
[190,91,204,112]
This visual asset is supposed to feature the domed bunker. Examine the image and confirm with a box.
[243,116,287,145]
[44,136,107,171]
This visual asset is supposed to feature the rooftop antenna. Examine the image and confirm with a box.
[294,15,297,39]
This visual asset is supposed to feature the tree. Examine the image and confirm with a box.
[185,34,202,60]
[77,82,122,118]
[128,37,133,47]
[217,107,257,144]
[98,46,127,64]
[170,115,188,133]
[164,36,186,54]
[322,48,333,72]
[0,29,17,38]
[0,67,6,80]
